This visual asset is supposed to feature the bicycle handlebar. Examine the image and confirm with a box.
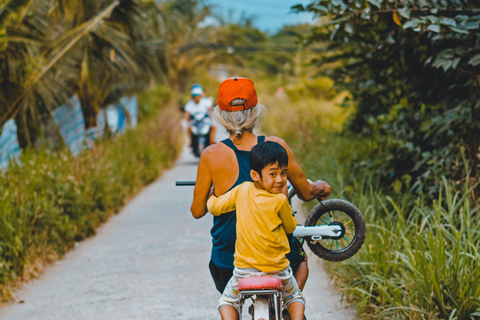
[175,180,322,203]
[175,181,196,186]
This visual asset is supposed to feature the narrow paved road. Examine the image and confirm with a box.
[0,128,356,320]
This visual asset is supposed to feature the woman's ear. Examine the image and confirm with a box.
[250,169,260,182]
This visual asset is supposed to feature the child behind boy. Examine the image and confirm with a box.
[207,141,305,320]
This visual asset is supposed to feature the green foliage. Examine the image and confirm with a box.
[284,77,335,102]
[186,22,320,82]
[294,0,480,199]
[241,24,310,77]
[137,84,173,120]
[0,0,201,146]
[260,87,349,140]
[0,101,183,301]
[323,179,480,320]
[262,91,480,319]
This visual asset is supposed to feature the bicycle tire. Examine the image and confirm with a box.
[304,199,366,261]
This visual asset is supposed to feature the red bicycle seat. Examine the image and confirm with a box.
[238,276,284,291]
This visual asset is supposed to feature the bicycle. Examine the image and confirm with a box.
[176,181,366,319]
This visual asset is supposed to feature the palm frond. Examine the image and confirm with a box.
[0,0,119,125]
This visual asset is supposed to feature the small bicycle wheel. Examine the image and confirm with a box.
[304,199,366,261]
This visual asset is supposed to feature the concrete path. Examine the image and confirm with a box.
[0,128,356,320]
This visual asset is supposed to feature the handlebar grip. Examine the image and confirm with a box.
[175,181,196,186]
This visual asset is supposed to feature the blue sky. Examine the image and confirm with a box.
[203,0,316,34]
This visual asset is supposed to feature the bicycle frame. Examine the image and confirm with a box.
[292,225,341,239]
[239,290,282,320]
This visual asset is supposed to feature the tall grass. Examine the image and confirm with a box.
[260,88,480,319]
[0,98,183,302]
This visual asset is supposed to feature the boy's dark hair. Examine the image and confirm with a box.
[250,141,288,177]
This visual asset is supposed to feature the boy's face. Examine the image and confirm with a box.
[251,162,288,194]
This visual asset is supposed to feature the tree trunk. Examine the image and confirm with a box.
[14,109,39,149]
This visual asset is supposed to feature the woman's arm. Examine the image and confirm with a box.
[268,136,331,202]
[190,149,213,219]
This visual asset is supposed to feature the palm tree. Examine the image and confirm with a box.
[0,0,200,148]
[0,0,73,147]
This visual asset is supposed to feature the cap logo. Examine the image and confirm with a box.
[230,105,245,111]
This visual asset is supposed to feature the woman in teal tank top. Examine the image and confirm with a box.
[190,77,331,293]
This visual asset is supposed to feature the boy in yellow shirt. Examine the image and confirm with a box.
[207,141,305,320]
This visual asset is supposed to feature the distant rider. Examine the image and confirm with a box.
[184,85,217,146]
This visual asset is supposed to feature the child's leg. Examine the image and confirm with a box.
[291,238,309,291]
[276,266,305,319]
[287,301,305,320]
[218,268,250,320]
[219,305,238,320]
[218,274,240,320]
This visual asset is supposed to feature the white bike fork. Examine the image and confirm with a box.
[253,295,270,320]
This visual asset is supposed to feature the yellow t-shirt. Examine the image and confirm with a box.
[207,182,297,272]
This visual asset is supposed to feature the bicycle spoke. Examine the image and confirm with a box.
[319,218,328,225]
[313,206,361,252]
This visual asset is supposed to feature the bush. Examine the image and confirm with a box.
[284,77,334,103]
[326,181,480,320]
[296,1,480,201]
[137,84,173,120]
[261,92,480,319]
[0,101,183,301]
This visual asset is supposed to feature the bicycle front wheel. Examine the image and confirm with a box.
[304,199,366,261]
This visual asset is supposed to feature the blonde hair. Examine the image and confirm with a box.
[214,98,264,141]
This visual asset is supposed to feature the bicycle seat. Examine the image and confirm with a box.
[238,276,284,291]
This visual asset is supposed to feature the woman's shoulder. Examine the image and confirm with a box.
[202,141,227,154]
[264,136,289,148]
[199,141,232,164]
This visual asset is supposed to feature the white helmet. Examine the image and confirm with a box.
[191,87,203,97]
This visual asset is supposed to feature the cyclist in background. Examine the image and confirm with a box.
[184,84,217,146]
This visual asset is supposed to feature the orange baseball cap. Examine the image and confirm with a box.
[217,77,258,112]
